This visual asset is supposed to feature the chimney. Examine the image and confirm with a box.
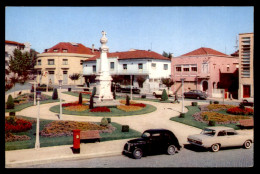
[92,44,94,53]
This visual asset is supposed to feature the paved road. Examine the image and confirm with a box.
[21,144,254,168]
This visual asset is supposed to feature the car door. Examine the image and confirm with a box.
[216,130,229,147]
[226,130,244,147]
[150,133,161,153]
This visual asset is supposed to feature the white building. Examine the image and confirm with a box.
[5,40,31,70]
[82,49,171,93]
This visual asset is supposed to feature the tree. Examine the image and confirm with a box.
[5,49,33,91]
[161,89,168,101]
[6,95,14,109]
[52,88,58,100]
[136,75,146,88]
[69,73,81,85]
[162,51,173,59]
[161,78,174,93]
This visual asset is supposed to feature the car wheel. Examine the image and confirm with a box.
[211,144,220,152]
[243,140,252,149]
[133,148,143,159]
[167,145,177,155]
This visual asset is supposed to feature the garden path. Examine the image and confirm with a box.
[16,91,205,145]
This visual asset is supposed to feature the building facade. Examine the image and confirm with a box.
[35,42,99,85]
[83,49,171,92]
[171,47,239,98]
[5,40,31,71]
[238,33,254,100]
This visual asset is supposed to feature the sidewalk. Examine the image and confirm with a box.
[5,139,130,168]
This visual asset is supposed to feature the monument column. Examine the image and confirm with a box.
[95,31,113,101]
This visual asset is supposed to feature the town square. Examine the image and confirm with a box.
[5,6,254,168]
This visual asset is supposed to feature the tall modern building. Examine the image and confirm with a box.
[238,33,254,100]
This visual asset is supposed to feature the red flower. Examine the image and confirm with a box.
[227,107,254,115]
[130,103,146,107]
[90,107,111,112]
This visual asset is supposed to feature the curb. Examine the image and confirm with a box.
[6,151,122,168]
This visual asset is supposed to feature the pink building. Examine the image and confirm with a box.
[171,47,239,98]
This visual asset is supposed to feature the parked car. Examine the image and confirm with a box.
[184,90,207,100]
[187,127,253,152]
[152,88,173,96]
[116,85,141,94]
[123,129,181,159]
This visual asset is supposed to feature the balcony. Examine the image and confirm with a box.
[61,64,70,69]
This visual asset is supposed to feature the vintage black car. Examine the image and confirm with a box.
[184,90,207,100]
[116,85,141,94]
[122,129,181,159]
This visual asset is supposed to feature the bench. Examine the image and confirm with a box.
[239,119,254,129]
[80,130,101,142]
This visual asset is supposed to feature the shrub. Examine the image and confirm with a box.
[209,101,213,104]
[192,102,198,106]
[122,125,129,132]
[179,113,185,118]
[239,103,245,110]
[106,118,111,123]
[126,95,130,106]
[79,93,82,104]
[141,94,146,99]
[208,120,216,126]
[100,117,108,127]
[213,101,219,104]
[89,96,94,109]
[64,105,89,112]
[6,95,14,109]
[161,89,168,101]
[9,112,16,116]
[52,88,58,100]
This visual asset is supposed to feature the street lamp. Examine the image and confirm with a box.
[34,74,37,106]
[59,80,63,120]
[180,78,185,113]
[35,91,41,149]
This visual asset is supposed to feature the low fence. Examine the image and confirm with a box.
[5,89,31,102]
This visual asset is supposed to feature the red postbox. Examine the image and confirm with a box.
[73,129,81,154]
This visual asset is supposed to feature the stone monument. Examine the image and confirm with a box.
[94,31,119,106]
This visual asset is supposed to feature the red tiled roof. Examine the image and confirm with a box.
[85,50,170,61]
[181,47,229,57]
[231,50,239,57]
[44,42,99,54]
[5,40,25,46]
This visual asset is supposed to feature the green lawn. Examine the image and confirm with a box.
[170,106,241,130]
[5,94,59,113]
[5,116,141,151]
[49,103,157,117]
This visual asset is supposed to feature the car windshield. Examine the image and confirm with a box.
[201,128,216,136]
[141,132,151,138]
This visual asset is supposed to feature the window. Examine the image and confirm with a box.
[191,67,197,71]
[62,59,68,65]
[62,49,68,53]
[164,64,168,70]
[48,59,55,65]
[176,67,181,72]
[183,67,189,72]
[53,49,58,52]
[123,64,127,70]
[80,60,83,65]
[93,65,96,73]
[110,62,115,70]
[138,63,143,70]
[37,59,41,65]
[151,63,156,68]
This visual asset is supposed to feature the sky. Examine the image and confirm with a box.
[5,6,254,57]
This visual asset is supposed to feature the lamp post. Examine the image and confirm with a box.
[35,91,41,149]
[180,78,185,113]
[59,80,63,120]
[34,75,37,106]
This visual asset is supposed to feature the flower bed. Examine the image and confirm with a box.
[200,104,236,111]
[90,107,111,112]
[117,105,143,112]
[131,103,146,107]
[193,111,251,125]
[5,132,31,142]
[227,107,254,115]
[40,120,114,137]
[62,101,88,107]
[119,100,136,105]
[5,117,32,133]
[64,105,89,111]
